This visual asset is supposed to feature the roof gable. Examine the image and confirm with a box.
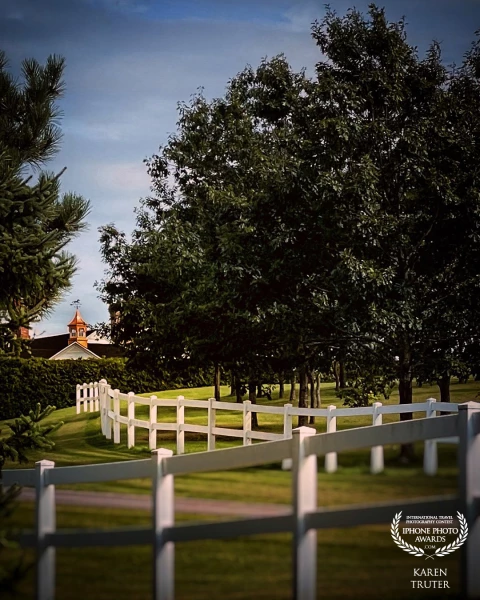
[49,342,100,360]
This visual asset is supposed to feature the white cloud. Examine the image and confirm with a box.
[282,2,321,33]
[90,161,150,193]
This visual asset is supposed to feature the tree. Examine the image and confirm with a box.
[308,5,480,458]
[98,56,343,426]
[98,6,480,451]
[0,52,91,355]
[0,404,62,592]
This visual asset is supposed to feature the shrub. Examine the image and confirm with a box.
[0,357,214,420]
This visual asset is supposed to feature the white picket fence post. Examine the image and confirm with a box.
[35,459,56,600]
[152,448,175,600]
[282,404,293,470]
[113,389,120,444]
[149,396,158,450]
[99,379,107,435]
[243,400,252,446]
[283,403,293,439]
[104,383,112,440]
[127,392,135,449]
[88,382,94,412]
[458,402,480,599]
[207,398,216,451]
[292,426,317,600]
[176,396,185,455]
[94,382,100,412]
[423,398,438,475]
[370,402,384,474]
[325,405,337,473]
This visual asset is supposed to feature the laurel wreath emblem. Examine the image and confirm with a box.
[391,511,468,559]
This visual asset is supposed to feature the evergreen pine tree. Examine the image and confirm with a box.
[0,52,90,354]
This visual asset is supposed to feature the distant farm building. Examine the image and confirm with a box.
[28,309,123,360]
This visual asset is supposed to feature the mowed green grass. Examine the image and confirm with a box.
[3,380,477,599]
[2,380,478,503]
[5,504,459,600]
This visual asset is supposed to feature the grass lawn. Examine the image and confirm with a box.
[2,379,476,502]
[5,505,460,600]
[2,379,477,599]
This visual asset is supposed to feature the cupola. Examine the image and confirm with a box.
[67,309,88,347]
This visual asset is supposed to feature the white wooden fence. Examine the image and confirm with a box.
[77,380,459,475]
[3,402,480,600]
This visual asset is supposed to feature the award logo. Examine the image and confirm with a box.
[391,511,468,560]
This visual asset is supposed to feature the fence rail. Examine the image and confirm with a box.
[3,402,480,600]
[76,380,459,475]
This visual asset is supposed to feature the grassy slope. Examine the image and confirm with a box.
[3,380,477,599]
[5,505,459,600]
[2,380,476,502]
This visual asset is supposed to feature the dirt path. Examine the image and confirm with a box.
[19,488,291,517]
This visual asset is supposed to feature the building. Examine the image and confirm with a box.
[29,309,123,360]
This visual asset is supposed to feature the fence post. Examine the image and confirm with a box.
[292,426,317,600]
[177,396,185,455]
[281,404,293,470]
[152,448,175,600]
[94,381,100,412]
[127,392,135,449]
[83,384,88,412]
[423,398,438,476]
[325,405,337,473]
[207,398,216,451]
[458,401,480,600]
[113,389,120,444]
[35,459,56,600]
[105,383,112,440]
[76,384,81,414]
[284,403,293,439]
[370,402,384,474]
[149,396,158,450]
[243,400,252,446]
[89,382,94,412]
[98,382,104,434]
[99,379,107,435]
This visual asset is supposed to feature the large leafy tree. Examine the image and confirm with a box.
[0,52,91,354]
[308,6,480,456]
[98,57,345,424]
[98,6,480,447]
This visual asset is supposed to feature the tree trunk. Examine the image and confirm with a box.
[278,371,285,399]
[314,372,321,408]
[248,369,259,429]
[214,362,221,402]
[289,373,296,403]
[339,361,347,389]
[437,373,451,403]
[298,366,308,427]
[234,371,243,403]
[308,370,315,425]
[229,370,235,396]
[333,361,340,391]
[398,346,414,462]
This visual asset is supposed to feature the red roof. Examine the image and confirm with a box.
[68,309,87,327]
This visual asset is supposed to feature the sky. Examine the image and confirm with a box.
[1,0,479,336]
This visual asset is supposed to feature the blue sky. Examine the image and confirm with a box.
[1,0,479,336]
